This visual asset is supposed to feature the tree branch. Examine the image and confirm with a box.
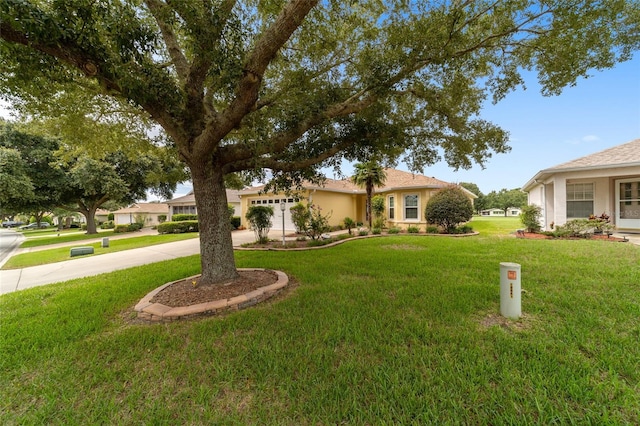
[144,0,190,83]
[195,0,319,159]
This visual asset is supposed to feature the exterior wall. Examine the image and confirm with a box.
[383,189,433,230]
[527,166,640,231]
[308,190,357,227]
[114,212,165,227]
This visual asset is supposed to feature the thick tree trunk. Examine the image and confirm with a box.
[191,163,239,285]
[81,206,99,234]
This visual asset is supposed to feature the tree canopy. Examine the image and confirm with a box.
[0,123,184,233]
[2,1,638,284]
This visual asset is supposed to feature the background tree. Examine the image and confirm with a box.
[351,163,387,228]
[2,1,638,285]
[0,147,34,216]
[425,186,474,234]
[0,123,66,225]
[58,149,183,234]
[486,188,528,216]
[459,182,487,214]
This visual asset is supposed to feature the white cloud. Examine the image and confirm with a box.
[581,135,600,142]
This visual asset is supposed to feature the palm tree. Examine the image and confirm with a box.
[351,162,387,228]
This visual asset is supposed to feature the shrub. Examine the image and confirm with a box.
[424,186,473,234]
[157,220,199,234]
[426,225,440,234]
[343,217,355,235]
[371,195,386,229]
[172,214,198,222]
[387,227,401,234]
[158,214,167,223]
[290,203,310,234]
[372,228,382,235]
[230,216,241,229]
[101,220,115,229]
[107,213,114,221]
[407,225,420,233]
[520,204,542,233]
[114,223,143,233]
[358,229,369,236]
[245,205,274,243]
[555,219,594,238]
[290,203,331,240]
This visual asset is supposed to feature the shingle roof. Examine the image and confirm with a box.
[548,138,640,171]
[240,168,462,195]
[522,138,640,191]
[166,189,241,204]
[114,203,168,214]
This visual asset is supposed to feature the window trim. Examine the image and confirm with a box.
[566,182,594,219]
[388,195,395,220]
[403,193,420,221]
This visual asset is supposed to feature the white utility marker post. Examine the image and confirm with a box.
[280,201,286,246]
[500,262,521,319]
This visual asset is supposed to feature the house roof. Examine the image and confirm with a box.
[113,203,168,214]
[523,138,640,191]
[239,168,475,197]
[166,189,241,205]
[549,138,640,170]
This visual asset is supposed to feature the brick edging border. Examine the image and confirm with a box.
[234,231,480,251]
[134,268,288,322]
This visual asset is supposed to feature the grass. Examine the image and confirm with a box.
[1,218,639,424]
[18,229,116,248]
[2,232,199,269]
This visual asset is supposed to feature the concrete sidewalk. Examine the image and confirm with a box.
[0,230,261,295]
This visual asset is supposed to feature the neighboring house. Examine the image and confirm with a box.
[522,138,640,232]
[95,209,110,224]
[481,208,522,217]
[112,203,169,228]
[239,168,476,231]
[165,189,242,221]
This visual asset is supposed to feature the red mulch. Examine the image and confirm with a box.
[516,232,626,242]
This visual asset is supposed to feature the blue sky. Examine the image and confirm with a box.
[2,54,638,198]
[399,55,640,194]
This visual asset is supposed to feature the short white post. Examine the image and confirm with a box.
[499,262,521,319]
[280,202,286,246]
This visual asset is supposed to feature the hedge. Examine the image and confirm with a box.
[114,223,143,233]
[172,214,198,222]
[157,220,199,234]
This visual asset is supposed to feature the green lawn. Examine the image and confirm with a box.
[1,219,639,424]
[2,232,199,269]
[19,229,116,248]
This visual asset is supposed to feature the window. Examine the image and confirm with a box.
[388,196,395,219]
[566,183,594,218]
[404,194,419,220]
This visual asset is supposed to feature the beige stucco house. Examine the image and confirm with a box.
[165,189,242,221]
[522,138,640,232]
[239,168,476,231]
[113,202,169,228]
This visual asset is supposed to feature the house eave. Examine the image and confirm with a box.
[523,162,640,192]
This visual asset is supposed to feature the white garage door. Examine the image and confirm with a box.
[249,197,298,231]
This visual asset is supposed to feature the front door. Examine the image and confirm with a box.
[615,178,640,230]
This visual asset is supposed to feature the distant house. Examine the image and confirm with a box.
[95,209,110,224]
[165,189,242,221]
[112,203,169,228]
[523,138,640,232]
[481,208,522,217]
[238,168,476,230]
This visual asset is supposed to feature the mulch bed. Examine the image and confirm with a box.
[150,270,278,308]
[516,232,627,242]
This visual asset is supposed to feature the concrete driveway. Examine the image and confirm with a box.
[0,229,262,295]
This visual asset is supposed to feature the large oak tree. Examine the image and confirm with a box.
[1,1,638,284]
